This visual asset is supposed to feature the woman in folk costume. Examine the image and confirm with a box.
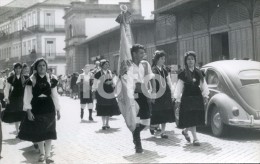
[77,64,95,121]
[150,50,175,138]
[92,59,120,130]
[174,51,209,146]
[3,63,29,136]
[18,58,61,163]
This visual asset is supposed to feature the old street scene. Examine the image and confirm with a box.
[0,0,260,163]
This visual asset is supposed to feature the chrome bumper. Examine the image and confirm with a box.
[229,115,260,128]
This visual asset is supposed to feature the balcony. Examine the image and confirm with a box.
[26,25,65,33]
[0,24,65,40]
[37,53,66,62]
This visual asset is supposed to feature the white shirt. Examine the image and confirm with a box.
[0,77,5,90]
[76,72,93,85]
[23,75,60,111]
[4,75,20,99]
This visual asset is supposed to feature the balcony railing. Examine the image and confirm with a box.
[37,53,66,61]
[0,24,65,40]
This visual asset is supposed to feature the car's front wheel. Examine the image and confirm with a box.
[211,107,228,137]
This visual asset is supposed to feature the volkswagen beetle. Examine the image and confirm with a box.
[201,60,260,137]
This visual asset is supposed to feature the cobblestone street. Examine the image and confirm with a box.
[1,96,260,163]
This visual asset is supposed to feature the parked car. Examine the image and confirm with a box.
[174,60,260,137]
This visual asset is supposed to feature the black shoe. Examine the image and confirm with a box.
[135,147,143,153]
[46,157,54,164]
[193,140,201,146]
[182,130,191,142]
[135,142,143,153]
[161,133,168,139]
[155,127,161,132]
[80,109,84,119]
[89,117,93,121]
[106,125,110,129]
[33,143,39,149]
[150,129,155,135]
[102,126,107,130]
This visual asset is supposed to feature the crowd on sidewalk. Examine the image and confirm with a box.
[0,43,209,163]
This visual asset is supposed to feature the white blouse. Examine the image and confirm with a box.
[23,78,60,112]
[4,75,20,100]
[174,79,209,102]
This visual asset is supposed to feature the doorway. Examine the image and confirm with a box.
[211,32,229,61]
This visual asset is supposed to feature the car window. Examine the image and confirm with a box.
[239,70,260,86]
[206,70,219,85]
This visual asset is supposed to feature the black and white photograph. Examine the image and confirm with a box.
[0,0,260,163]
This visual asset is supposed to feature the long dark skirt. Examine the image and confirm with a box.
[151,88,175,125]
[18,97,57,142]
[18,112,56,142]
[178,110,205,128]
[1,96,25,123]
[178,95,205,128]
[8,96,23,111]
[96,104,121,116]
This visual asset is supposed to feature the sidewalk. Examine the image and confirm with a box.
[0,96,260,163]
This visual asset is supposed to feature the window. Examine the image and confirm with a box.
[23,15,27,28]
[32,12,36,26]
[8,47,11,58]
[23,42,26,56]
[32,39,36,51]
[69,24,73,38]
[239,70,260,86]
[19,19,22,30]
[28,40,31,54]
[28,13,32,27]
[44,11,54,31]
[45,38,56,58]
[206,70,219,85]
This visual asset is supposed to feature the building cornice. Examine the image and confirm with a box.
[63,2,121,19]
[152,0,207,14]
[9,3,70,20]
[80,19,154,45]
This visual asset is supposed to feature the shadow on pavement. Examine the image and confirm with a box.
[197,126,260,141]
[19,145,40,164]
[144,131,181,147]
[20,145,55,164]
[2,138,22,145]
[95,128,121,134]
[183,142,222,155]
[80,120,97,124]
[124,150,166,163]
[109,117,119,121]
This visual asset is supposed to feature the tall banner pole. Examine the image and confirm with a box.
[116,5,139,132]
